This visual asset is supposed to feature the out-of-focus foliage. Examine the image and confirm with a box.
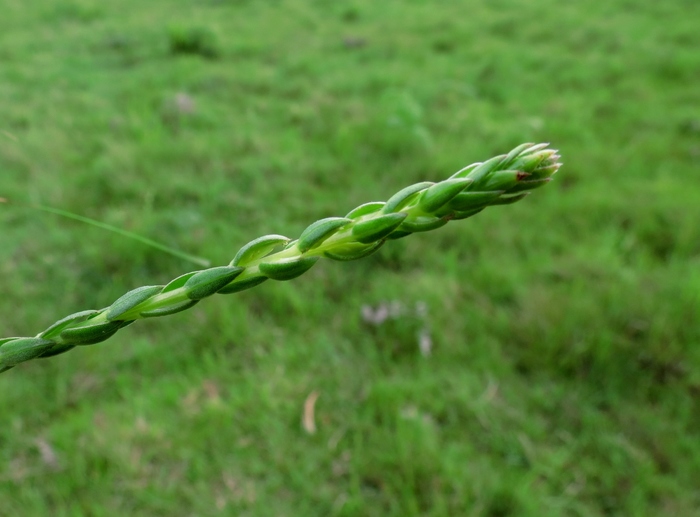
[0,0,698,515]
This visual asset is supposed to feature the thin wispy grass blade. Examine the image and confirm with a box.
[0,201,211,268]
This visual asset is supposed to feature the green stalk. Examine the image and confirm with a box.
[0,143,561,373]
[5,202,211,268]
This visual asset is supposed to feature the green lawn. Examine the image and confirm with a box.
[1,0,699,515]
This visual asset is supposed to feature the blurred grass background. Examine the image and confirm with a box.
[1,0,699,515]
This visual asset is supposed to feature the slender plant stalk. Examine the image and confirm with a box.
[0,143,561,373]
[3,201,211,267]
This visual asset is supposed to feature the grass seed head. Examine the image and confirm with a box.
[0,143,562,372]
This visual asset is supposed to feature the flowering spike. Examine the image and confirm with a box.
[0,143,561,372]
